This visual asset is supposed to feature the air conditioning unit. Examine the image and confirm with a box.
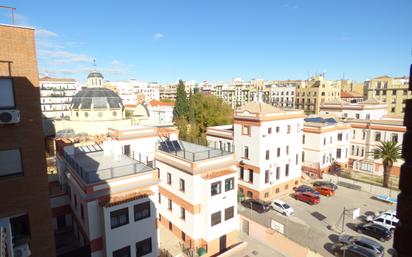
[0,110,20,124]
[13,243,31,257]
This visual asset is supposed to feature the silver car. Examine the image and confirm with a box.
[338,235,384,256]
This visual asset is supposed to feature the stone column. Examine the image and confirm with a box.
[394,64,412,256]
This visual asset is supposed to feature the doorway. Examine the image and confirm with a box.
[219,235,226,253]
[123,145,130,156]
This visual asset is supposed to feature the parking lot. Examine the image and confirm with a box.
[238,184,396,256]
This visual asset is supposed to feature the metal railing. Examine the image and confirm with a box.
[61,151,153,184]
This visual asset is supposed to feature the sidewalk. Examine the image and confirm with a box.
[159,225,183,257]
[230,231,286,257]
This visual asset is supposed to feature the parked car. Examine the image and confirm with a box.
[331,243,381,257]
[313,180,338,190]
[356,223,392,242]
[294,185,321,196]
[366,210,397,222]
[313,185,335,197]
[369,214,399,231]
[293,192,320,205]
[241,199,270,213]
[271,200,294,216]
[338,235,384,256]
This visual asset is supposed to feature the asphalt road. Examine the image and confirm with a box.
[238,185,396,256]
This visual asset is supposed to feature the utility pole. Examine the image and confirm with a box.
[342,207,346,233]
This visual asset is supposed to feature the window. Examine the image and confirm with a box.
[168,199,172,211]
[352,130,356,139]
[180,207,186,220]
[362,131,366,140]
[167,173,172,185]
[136,238,152,257]
[375,132,381,142]
[0,149,23,177]
[285,164,289,177]
[225,177,234,191]
[240,167,244,180]
[276,167,280,179]
[287,125,291,134]
[182,231,186,241]
[286,146,289,155]
[158,193,161,204]
[0,78,15,108]
[276,126,280,133]
[277,147,280,157]
[296,153,299,165]
[242,125,250,135]
[81,204,84,220]
[356,113,360,119]
[211,181,222,196]
[168,221,172,230]
[179,178,185,192]
[243,146,249,159]
[330,136,332,144]
[249,169,253,183]
[111,208,129,229]
[275,188,280,193]
[302,135,305,144]
[285,184,289,190]
[264,192,269,198]
[113,246,131,257]
[265,150,270,160]
[134,201,151,221]
[302,151,305,162]
[211,211,221,226]
[337,133,342,141]
[392,133,398,143]
[74,194,77,209]
[322,155,326,164]
[268,127,272,134]
[337,148,341,158]
[265,170,270,184]
[225,206,234,220]
[323,138,326,145]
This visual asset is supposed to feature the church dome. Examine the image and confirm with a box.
[71,88,123,110]
[87,71,104,79]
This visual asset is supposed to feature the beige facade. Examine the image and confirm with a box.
[364,75,410,114]
[295,75,341,114]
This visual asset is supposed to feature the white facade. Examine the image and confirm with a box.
[270,85,296,108]
[319,99,387,120]
[40,77,81,118]
[107,80,160,106]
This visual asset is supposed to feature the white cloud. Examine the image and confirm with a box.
[153,33,164,40]
[283,3,299,9]
[38,49,93,64]
[36,29,58,38]
[12,13,31,26]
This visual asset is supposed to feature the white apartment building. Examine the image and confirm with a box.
[302,117,351,178]
[270,84,296,108]
[319,98,387,120]
[233,102,304,200]
[53,126,168,257]
[349,119,405,176]
[40,77,81,118]
[107,80,160,106]
[156,140,238,256]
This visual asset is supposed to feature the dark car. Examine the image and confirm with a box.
[241,199,270,213]
[338,235,384,256]
[356,223,392,242]
[331,243,380,257]
[294,185,321,196]
[313,180,338,190]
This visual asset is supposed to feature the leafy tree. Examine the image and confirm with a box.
[173,80,189,121]
[371,141,402,188]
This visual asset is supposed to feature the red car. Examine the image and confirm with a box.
[294,192,320,205]
[313,186,335,197]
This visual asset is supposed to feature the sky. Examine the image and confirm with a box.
[0,0,411,83]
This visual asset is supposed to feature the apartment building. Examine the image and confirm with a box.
[302,117,351,178]
[211,82,252,109]
[295,75,341,114]
[364,75,410,114]
[159,84,177,100]
[349,119,405,176]
[40,77,81,118]
[340,79,364,95]
[106,80,160,106]
[319,98,387,120]
[270,84,296,108]
[156,141,238,256]
[54,127,161,257]
[234,102,304,200]
[0,24,55,257]
[340,91,364,103]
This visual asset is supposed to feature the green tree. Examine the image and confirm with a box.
[173,80,189,121]
[371,141,402,188]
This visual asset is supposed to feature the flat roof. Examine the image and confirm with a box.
[63,146,153,184]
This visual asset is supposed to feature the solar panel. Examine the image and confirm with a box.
[171,140,182,151]
[159,142,169,152]
[166,141,175,151]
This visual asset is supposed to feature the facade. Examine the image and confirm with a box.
[269,84,296,108]
[159,84,177,100]
[302,117,351,178]
[0,24,55,257]
[40,77,81,118]
[364,75,410,114]
[295,75,341,114]
[340,79,364,95]
[106,80,160,106]
[146,100,174,126]
[156,141,238,256]
[349,119,405,176]
[54,126,163,257]
[211,82,252,109]
[340,91,364,103]
[233,102,304,200]
[319,98,387,120]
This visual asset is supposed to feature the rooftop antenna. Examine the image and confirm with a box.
[93,59,97,71]
[0,6,16,24]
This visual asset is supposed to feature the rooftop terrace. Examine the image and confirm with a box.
[62,145,153,184]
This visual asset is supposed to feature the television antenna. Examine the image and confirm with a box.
[0,6,16,24]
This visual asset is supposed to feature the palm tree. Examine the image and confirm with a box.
[371,141,402,188]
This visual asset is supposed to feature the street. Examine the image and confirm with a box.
[238,185,396,256]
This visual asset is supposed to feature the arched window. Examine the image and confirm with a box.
[84,112,89,118]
